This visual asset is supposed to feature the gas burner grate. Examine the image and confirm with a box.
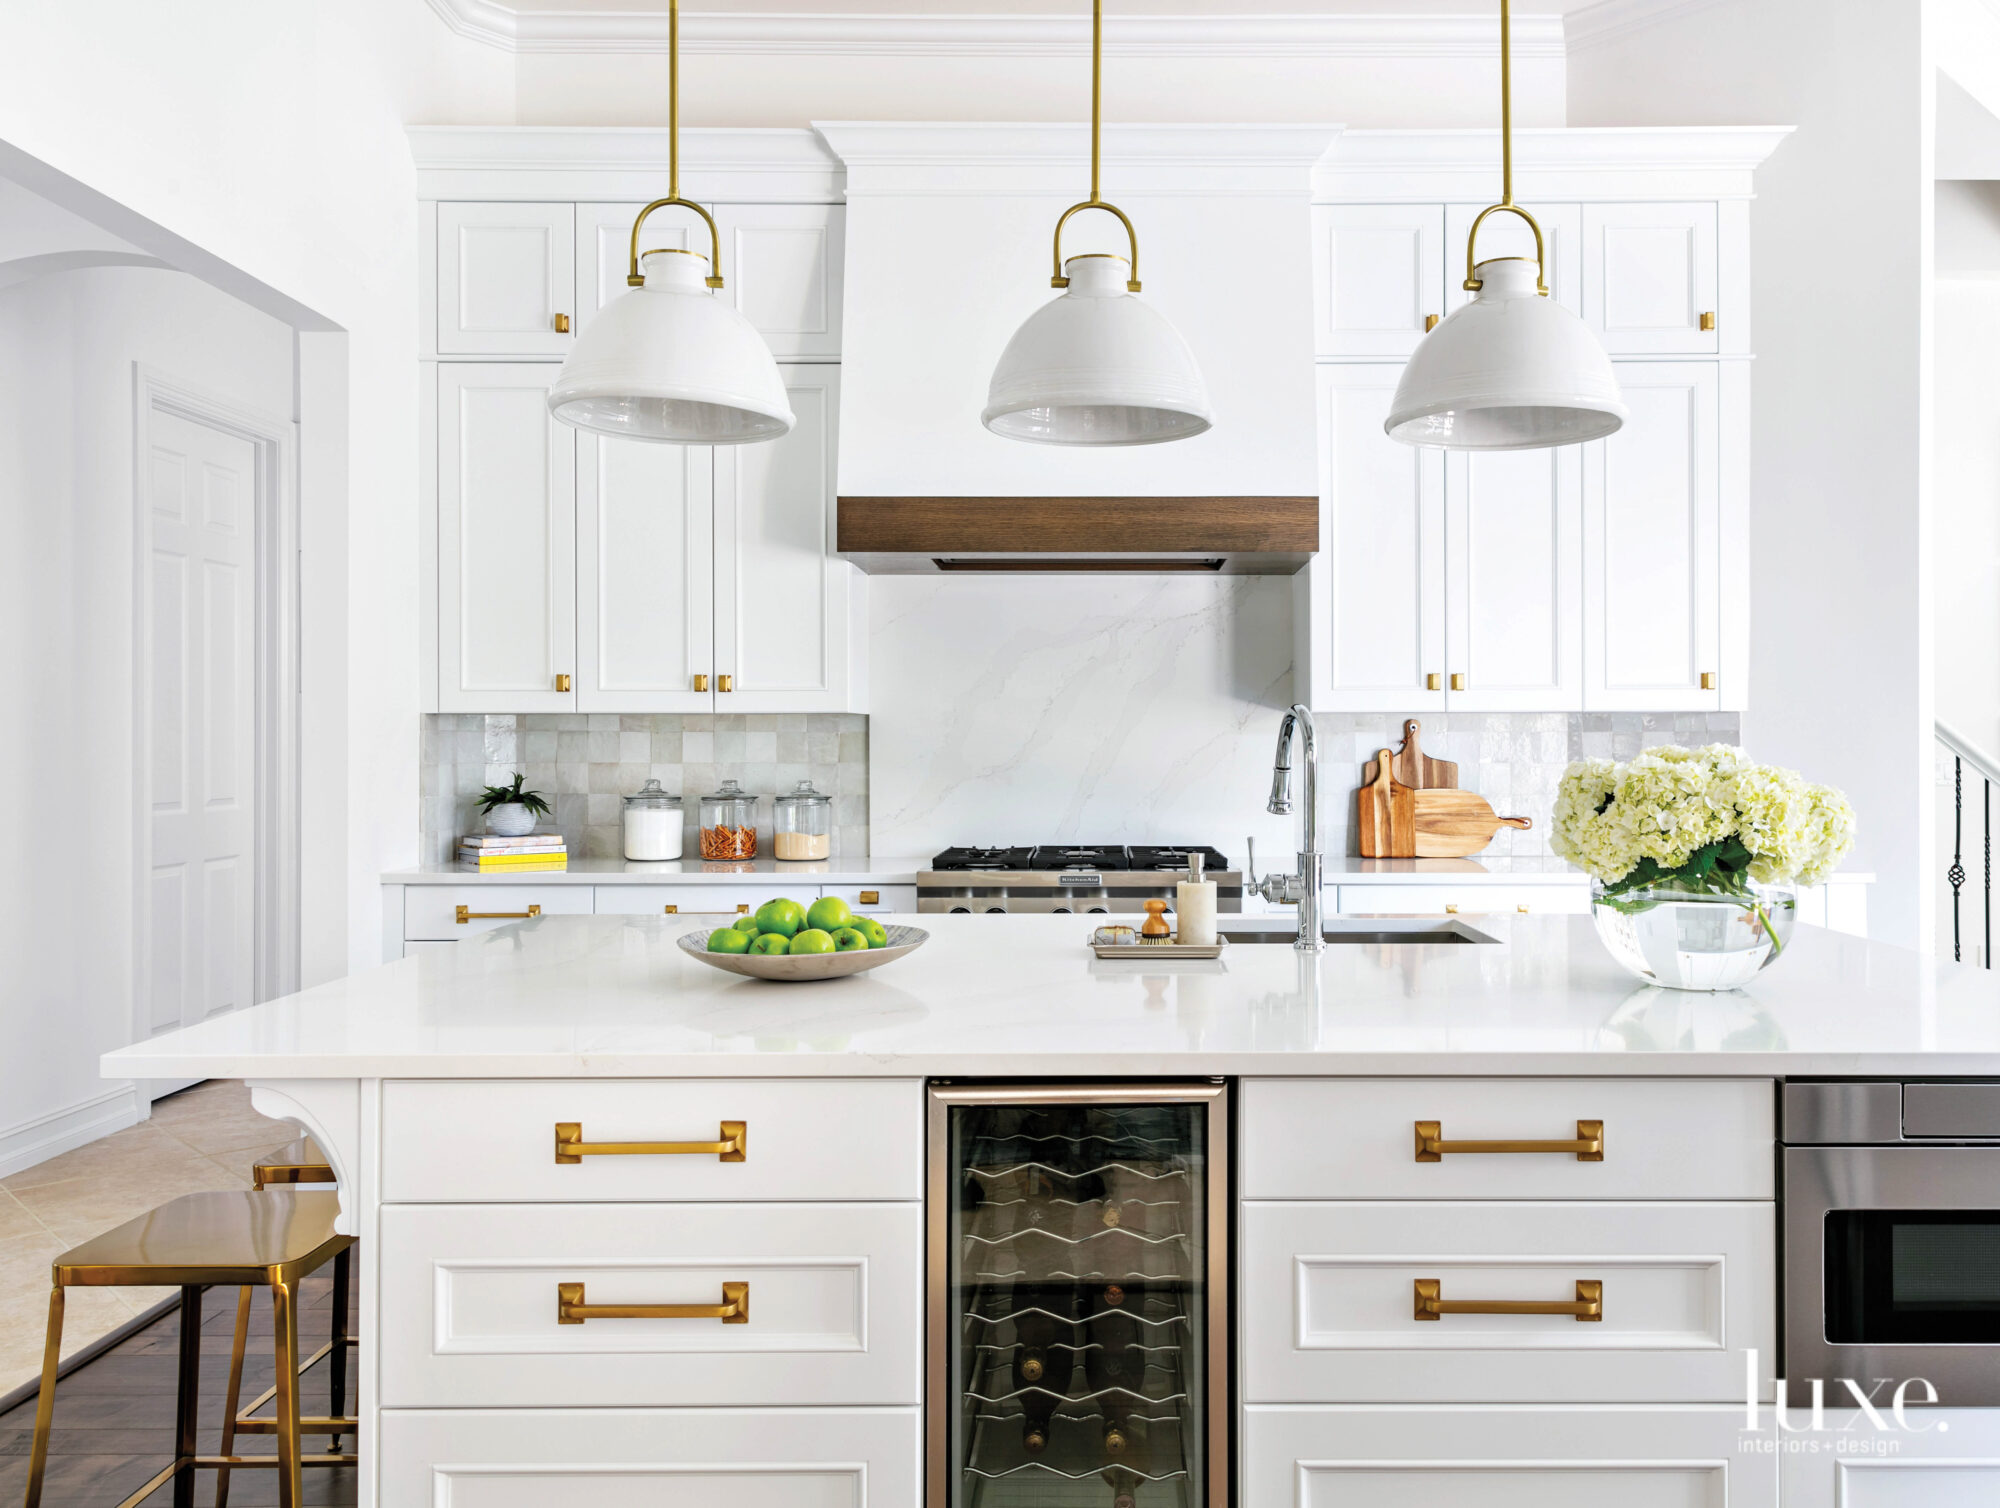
[929,846,1041,872]
[1028,846,1135,872]
[1127,845,1230,874]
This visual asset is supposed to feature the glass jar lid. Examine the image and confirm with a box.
[706,778,753,802]
[624,778,681,809]
[775,779,831,809]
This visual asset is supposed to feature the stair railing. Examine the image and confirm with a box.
[1937,720,2000,967]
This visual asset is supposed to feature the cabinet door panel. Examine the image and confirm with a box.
[1447,201,1582,314]
[1584,362,1720,709]
[1584,202,1719,354]
[438,203,575,356]
[1310,366,1445,711]
[577,434,714,712]
[1780,1411,2000,1508]
[1445,445,1581,710]
[714,367,852,712]
[717,204,844,359]
[1314,205,1445,356]
[436,365,576,711]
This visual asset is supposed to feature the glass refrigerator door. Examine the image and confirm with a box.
[937,1088,1223,1508]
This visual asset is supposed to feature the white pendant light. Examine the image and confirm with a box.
[547,0,792,444]
[1385,0,1624,451]
[983,0,1211,447]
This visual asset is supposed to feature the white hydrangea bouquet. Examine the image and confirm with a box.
[1553,744,1856,988]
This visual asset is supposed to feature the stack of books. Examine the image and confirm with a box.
[458,833,568,872]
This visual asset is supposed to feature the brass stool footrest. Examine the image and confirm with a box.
[1414,1118,1603,1162]
[1414,1278,1603,1322]
[233,1415,360,1435]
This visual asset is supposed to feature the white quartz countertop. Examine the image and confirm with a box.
[381,857,931,885]
[104,912,2000,1081]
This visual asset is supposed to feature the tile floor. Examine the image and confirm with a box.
[0,1082,294,1397]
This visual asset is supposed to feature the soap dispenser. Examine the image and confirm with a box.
[1176,852,1219,947]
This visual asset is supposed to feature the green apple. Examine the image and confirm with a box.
[830,927,869,953]
[707,927,752,954]
[806,896,853,934]
[854,916,890,949]
[731,913,762,936]
[787,928,835,956]
[748,932,791,956]
[755,898,808,938]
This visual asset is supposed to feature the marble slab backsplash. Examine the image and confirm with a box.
[419,713,868,865]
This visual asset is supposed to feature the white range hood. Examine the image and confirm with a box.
[816,123,1338,570]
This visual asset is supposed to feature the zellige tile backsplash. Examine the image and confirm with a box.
[420,713,868,865]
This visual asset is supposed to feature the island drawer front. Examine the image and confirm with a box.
[380,1405,920,1505]
[1333,882,1591,916]
[1241,1200,1775,1404]
[1244,1405,1777,1508]
[821,883,918,914]
[1240,1078,1773,1200]
[379,1202,920,1407]
[403,884,594,939]
[382,1079,924,1203]
[594,885,765,917]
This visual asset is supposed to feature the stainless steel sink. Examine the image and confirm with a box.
[1220,921,1497,946]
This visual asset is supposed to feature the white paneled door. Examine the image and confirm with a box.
[1445,444,1583,711]
[146,410,256,1047]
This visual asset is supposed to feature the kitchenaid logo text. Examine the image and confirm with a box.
[1738,1350,1946,1455]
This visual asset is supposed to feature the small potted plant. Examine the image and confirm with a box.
[478,773,552,837]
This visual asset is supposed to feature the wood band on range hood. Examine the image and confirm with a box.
[835,495,1318,575]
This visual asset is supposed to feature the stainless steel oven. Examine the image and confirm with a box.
[1784,1081,2000,1404]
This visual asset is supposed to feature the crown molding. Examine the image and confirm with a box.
[409,125,846,200]
[1316,125,1794,201]
[1565,0,1734,53]
[422,2,1565,59]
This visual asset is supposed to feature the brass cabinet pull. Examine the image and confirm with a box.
[1415,1278,1602,1322]
[736,904,751,914]
[1699,310,1716,331]
[555,673,572,692]
[1700,671,1717,690]
[557,1280,748,1325]
[1424,313,1441,332]
[1426,672,1441,691]
[662,904,678,914]
[554,312,571,333]
[859,890,880,905]
[693,673,708,692]
[718,673,734,693]
[1449,672,1466,691]
[1415,1118,1602,1162]
[554,1120,746,1164]
[456,904,541,924]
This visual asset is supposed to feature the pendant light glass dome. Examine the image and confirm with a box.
[1385,0,1623,451]
[546,0,792,445]
[982,1,1211,447]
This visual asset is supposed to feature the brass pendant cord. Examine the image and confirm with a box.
[1049,0,1142,292]
[1460,0,1547,295]
[625,0,725,289]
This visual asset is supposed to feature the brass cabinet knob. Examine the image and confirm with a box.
[1426,673,1441,691]
[1700,671,1716,690]
[1424,313,1441,332]
[554,312,571,333]
[555,673,572,692]
[1699,310,1716,331]
[736,904,750,914]
[859,890,880,905]
[1449,673,1466,691]
[1444,904,1460,914]
[693,673,708,692]
[718,674,734,693]
[662,904,678,914]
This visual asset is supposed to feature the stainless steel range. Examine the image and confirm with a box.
[918,845,1243,915]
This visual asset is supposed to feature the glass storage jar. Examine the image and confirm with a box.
[622,779,683,861]
[699,778,758,860]
[773,779,832,861]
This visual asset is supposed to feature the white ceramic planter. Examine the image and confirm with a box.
[485,802,536,837]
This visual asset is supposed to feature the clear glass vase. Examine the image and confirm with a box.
[1590,879,1797,992]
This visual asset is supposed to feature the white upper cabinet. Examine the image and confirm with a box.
[1302,365,1446,711]
[717,204,844,359]
[436,364,577,712]
[437,203,576,356]
[1313,205,1445,357]
[715,367,852,711]
[1445,445,1583,711]
[1584,361,1721,710]
[1446,200,1582,314]
[575,436,714,713]
[1583,202,1719,354]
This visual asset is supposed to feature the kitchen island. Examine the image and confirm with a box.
[101,914,2000,1508]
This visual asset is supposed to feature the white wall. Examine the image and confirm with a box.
[1932,275,2000,758]
[0,264,293,1175]
[1569,2,1932,947]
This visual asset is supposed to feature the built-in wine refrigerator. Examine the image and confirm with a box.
[927,1083,1229,1508]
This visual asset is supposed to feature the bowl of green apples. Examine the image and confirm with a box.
[678,896,928,982]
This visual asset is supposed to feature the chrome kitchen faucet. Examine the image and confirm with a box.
[1247,703,1325,952]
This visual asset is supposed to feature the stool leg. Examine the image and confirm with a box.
[174,1286,202,1508]
[271,1280,302,1508]
[328,1247,351,1451]
[22,1285,63,1508]
[213,1286,252,1508]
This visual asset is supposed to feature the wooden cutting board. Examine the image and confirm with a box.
[1364,719,1459,791]
[1411,789,1533,858]
[1356,749,1416,859]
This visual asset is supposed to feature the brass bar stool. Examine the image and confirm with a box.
[216,1137,354,1508]
[22,1189,354,1508]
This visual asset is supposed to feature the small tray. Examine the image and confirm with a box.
[1090,936,1228,961]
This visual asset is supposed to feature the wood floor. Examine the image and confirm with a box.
[0,1273,360,1506]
